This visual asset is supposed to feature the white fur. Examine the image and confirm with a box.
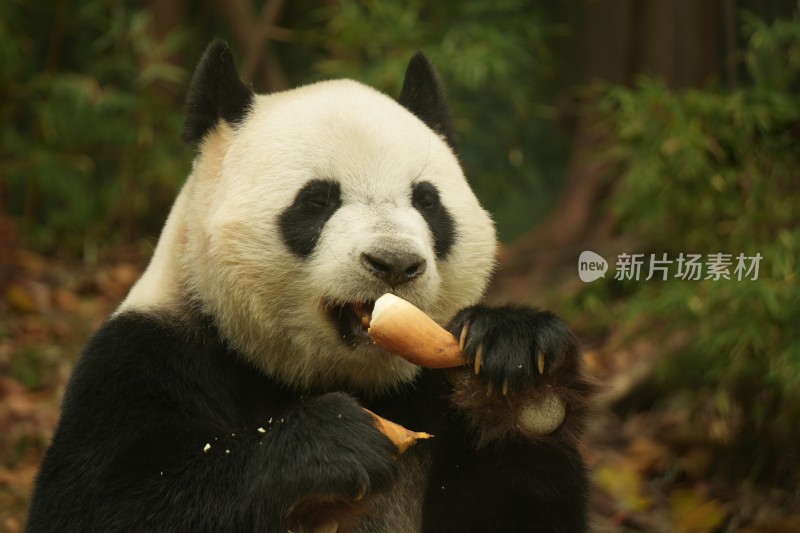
[119,79,497,393]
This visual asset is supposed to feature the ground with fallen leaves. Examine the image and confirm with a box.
[1,248,798,533]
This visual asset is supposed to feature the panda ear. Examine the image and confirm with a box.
[181,39,254,147]
[398,52,458,153]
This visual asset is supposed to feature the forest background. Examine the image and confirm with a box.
[1,1,799,531]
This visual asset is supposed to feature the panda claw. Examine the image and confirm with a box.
[474,343,484,375]
[354,484,367,502]
[485,381,493,396]
[537,351,545,374]
[501,379,509,396]
[458,319,471,352]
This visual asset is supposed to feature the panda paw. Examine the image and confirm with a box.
[446,305,598,444]
[278,392,398,525]
[448,305,579,393]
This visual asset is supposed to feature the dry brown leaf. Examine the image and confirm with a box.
[740,516,800,533]
[681,447,714,480]
[3,516,23,533]
[96,264,140,300]
[670,488,726,532]
[627,435,670,475]
[6,283,39,314]
[14,250,48,277]
[51,288,81,313]
[595,462,651,512]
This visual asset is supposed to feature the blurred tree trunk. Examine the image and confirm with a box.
[491,0,726,303]
[146,0,187,100]
[148,0,187,48]
[212,0,292,92]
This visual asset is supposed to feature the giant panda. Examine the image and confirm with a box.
[27,40,598,533]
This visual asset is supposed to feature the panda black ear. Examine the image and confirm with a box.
[398,52,458,153]
[181,39,254,147]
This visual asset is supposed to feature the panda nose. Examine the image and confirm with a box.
[360,251,427,287]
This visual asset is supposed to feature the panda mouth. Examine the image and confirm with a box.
[326,300,376,344]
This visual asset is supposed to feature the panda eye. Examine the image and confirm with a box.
[304,193,332,209]
[416,193,437,210]
[300,181,339,210]
[412,182,440,211]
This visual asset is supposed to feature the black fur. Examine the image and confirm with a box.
[27,306,592,532]
[398,52,459,152]
[278,179,343,258]
[181,39,254,147]
[423,435,588,532]
[27,311,397,532]
[411,181,456,259]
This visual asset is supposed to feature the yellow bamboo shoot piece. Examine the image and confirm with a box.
[365,409,432,454]
[368,294,465,368]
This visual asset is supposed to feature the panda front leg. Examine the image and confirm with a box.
[260,392,399,532]
[422,305,598,533]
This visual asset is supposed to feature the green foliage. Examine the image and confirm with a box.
[303,0,571,241]
[1,0,190,256]
[10,346,59,392]
[2,0,574,252]
[573,7,800,470]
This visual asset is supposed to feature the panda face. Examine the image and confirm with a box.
[122,46,496,393]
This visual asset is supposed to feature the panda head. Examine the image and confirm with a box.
[122,40,497,393]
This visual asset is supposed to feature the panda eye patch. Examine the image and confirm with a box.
[411,181,455,259]
[279,179,342,258]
